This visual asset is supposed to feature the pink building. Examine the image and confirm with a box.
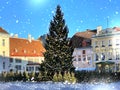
[71,30,97,71]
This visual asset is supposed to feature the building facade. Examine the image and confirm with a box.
[92,26,120,72]
[0,27,10,73]
[10,35,45,73]
[72,47,94,70]
[71,30,97,70]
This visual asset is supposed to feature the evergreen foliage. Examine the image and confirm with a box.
[52,72,58,82]
[57,72,63,82]
[63,71,68,82]
[23,71,29,81]
[37,72,42,81]
[63,71,76,83]
[40,5,74,79]
[7,70,14,81]
[70,72,77,83]
[0,71,120,83]
[1,72,7,81]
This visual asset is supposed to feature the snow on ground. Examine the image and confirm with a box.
[0,81,120,90]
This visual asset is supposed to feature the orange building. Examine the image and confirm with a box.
[9,35,46,73]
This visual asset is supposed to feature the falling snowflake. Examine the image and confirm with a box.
[16,20,19,23]
[51,10,54,14]
[6,2,9,4]
[115,11,119,15]
[76,28,79,31]
[80,20,83,23]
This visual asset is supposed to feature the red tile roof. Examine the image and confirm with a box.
[74,30,97,39]
[0,27,9,34]
[10,37,46,57]
[70,30,97,48]
[113,27,120,31]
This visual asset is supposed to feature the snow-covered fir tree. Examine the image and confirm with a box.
[40,5,75,79]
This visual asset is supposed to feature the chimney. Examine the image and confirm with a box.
[28,34,32,42]
[13,34,18,38]
[31,37,34,40]
[97,26,102,35]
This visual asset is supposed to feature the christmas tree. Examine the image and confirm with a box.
[40,5,75,79]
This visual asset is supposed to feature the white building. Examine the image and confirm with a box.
[71,30,97,71]
[92,26,120,72]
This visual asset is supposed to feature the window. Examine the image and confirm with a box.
[96,54,98,61]
[88,57,91,60]
[26,67,34,71]
[28,58,34,64]
[82,50,86,54]
[116,64,120,71]
[101,53,105,60]
[28,61,34,64]
[116,52,120,60]
[15,65,21,70]
[3,51,5,58]
[3,62,5,69]
[78,55,81,61]
[108,40,112,46]
[2,39,5,46]
[83,57,86,61]
[116,39,120,46]
[95,41,98,47]
[15,58,21,63]
[108,52,112,60]
[102,41,105,47]
[35,67,39,71]
[10,58,13,63]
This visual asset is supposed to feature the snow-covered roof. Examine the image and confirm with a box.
[75,67,96,71]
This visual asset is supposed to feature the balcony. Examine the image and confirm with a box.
[95,46,98,48]
[108,58,112,60]
[116,44,120,46]
[108,44,112,46]
[116,58,120,60]
[102,45,105,47]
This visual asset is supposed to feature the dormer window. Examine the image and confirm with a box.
[14,48,18,52]
[23,50,26,53]
[33,50,36,54]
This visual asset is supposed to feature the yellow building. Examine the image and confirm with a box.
[92,26,120,72]
[0,27,46,73]
[0,27,10,72]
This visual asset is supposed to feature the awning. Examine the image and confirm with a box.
[96,61,115,65]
